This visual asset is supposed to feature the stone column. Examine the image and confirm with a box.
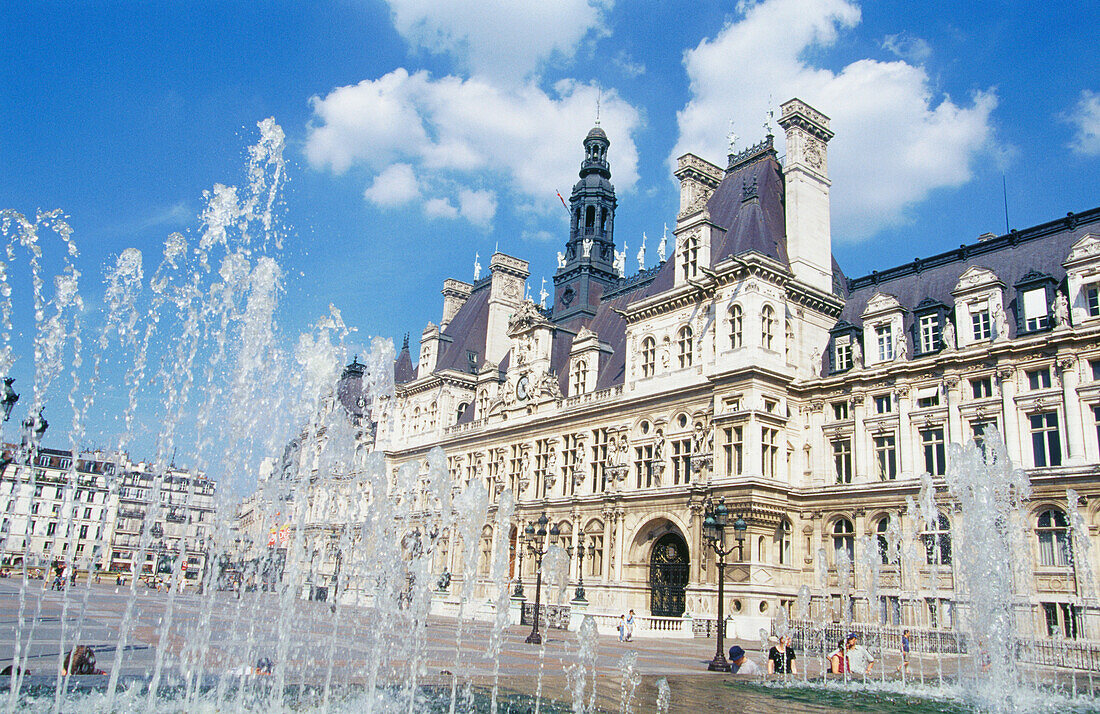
[1058,356,1087,465]
[614,508,627,582]
[851,394,868,481]
[943,375,963,446]
[996,366,1023,465]
[601,506,614,582]
[689,500,705,586]
[895,386,914,477]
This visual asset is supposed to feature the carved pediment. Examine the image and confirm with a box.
[952,266,1003,295]
[1065,233,1100,268]
[861,292,903,320]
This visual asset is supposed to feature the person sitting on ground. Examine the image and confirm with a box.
[62,646,104,675]
[844,633,875,675]
[727,645,761,675]
[767,635,798,676]
[828,638,848,674]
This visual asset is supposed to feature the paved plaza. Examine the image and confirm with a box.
[0,579,1092,712]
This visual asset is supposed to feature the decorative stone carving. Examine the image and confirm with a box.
[942,317,956,351]
[1053,290,1070,329]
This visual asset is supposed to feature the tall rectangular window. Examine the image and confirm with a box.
[832,438,852,484]
[508,445,524,496]
[762,428,779,478]
[919,314,939,353]
[876,324,894,362]
[920,427,946,475]
[1087,286,1100,318]
[634,444,654,489]
[591,428,609,492]
[873,434,897,480]
[672,438,692,485]
[834,339,852,372]
[971,307,992,341]
[534,439,550,499]
[722,426,743,476]
[561,433,581,496]
[1030,412,1062,467]
[970,419,998,456]
[832,401,849,420]
[1022,288,1049,331]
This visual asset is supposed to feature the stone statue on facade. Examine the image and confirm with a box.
[942,317,956,351]
[895,332,908,361]
[1053,290,1070,329]
[852,339,863,369]
[637,233,647,271]
[992,300,1009,341]
[614,247,626,277]
[582,238,593,259]
[557,251,566,269]
[473,252,481,281]
[658,223,668,262]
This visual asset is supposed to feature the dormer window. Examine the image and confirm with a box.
[1087,286,1100,318]
[918,314,938,353]
[971,306,992,341]
[834,340,852,372]
[875,324,894,362]
[911,298,949,356]
[571,359,588,395]
[1015,270,1056,335]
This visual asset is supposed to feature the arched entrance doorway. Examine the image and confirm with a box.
[649,533,689,617]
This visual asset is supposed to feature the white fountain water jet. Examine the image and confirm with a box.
[567,615,598,713]
[942,431,1031,712]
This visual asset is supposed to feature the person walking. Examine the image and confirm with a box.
[895,629,911,675]
[767,635,798,676]
[624,610,635,642]
[617,614,626,642]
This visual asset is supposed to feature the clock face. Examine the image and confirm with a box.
[356,396,367,409]
[516,375,530,401]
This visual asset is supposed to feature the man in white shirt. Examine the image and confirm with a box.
[727,645,762,675]
[845,633,875,675]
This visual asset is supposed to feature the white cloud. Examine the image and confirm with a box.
[363,163,420,207]
[382,0,611,82]
[881,32,932,63]
[424,197,459,220]
[306,70,641,227]
[1067,90,1100,157]
[672,0,998,241]
[458,189,497,226]
[612,51,646,78]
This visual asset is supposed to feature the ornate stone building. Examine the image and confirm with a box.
[372,98,1099,640]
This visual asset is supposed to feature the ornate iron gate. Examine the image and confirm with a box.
[649,533,689,617]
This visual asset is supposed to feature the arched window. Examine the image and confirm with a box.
[641,336,656,378]
[922,512,952,565]
[729,304,743,348]
[585,205,596,231]
[427,401,438,430]
[876,516,891,565]
[677,326,693,368]
[600,207,608,234]
[832,518,854,564]
[761,304,775,350]
[1037,509,1071,567]
[571,359,588,395]
[456,402,469,421]
[776,520,792,565]
[412,406,421,433]
[587,520,605,577]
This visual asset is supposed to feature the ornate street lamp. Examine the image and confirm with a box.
[524,512,560,645]
[700,497,742,672]
[565,527,588,602]
[1,378,19,422]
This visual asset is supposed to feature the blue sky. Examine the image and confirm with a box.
[1,0,1098,461]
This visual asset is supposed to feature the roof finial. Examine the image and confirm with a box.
[727,119,738,154]
[595,88,601,126]
[473,251,481,281]
[402,333,409,351]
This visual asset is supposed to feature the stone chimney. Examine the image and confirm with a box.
[485,253,529,365]
[674,153,723,216]
[778,98,834,294]
[440,279,472,329]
